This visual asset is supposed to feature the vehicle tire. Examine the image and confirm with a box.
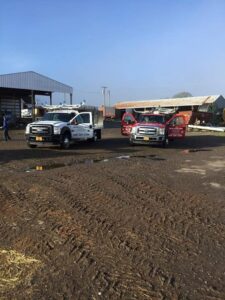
[162,136,169,148]
[90,130,101,142]
[88,131,98,142]
[96,129,101,140]
[28,143,37,148]
[129,138,135,146]
[92,131,98,142]
[60,133,71,149]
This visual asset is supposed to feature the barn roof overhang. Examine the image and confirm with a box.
[0,71,73,94]
[115,95,223,109]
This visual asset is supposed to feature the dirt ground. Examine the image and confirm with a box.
[0,127,225,300]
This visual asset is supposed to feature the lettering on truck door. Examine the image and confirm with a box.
[76,112,93,139]
[121,112,136,135]
[167,115,186,138]
[70,114,83,139]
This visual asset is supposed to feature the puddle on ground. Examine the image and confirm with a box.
[176,167,206,175]
[181,148,211,154]
[26,155,166,172]
[203,182,225,190]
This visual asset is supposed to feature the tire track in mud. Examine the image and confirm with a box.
[1,160,225,299]
[17,175,185,298]
[14,169,181,299]
[0,181,50,261]
[0,183,29,247]
[0,172,158,300]
[43,163,225,298]
[44,188,171,298]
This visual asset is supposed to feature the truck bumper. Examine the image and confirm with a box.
[25,134,61,145]
[130,134,165,145]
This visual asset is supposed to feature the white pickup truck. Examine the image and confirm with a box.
[25,109,102,149]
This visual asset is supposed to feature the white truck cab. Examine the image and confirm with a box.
[25,108,102,149]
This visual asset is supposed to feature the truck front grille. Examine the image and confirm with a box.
[30,125,53,135]
[138,126,157,135]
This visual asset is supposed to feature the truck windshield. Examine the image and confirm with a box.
[139,115,165,124]
[43,113,76,122]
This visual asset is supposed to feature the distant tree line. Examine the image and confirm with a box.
[173,92,193,98]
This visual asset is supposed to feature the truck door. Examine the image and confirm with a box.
[121,112,136,136]
[167,115,186,139]
[74,112,93,140]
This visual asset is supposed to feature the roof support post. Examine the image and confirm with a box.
[31,90,35,121]
[50,92,52,105]
[70,93,73,105]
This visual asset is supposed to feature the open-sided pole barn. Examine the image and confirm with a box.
[0,71,73,122]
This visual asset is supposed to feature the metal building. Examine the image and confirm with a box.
[115,95,225,124]
[0,71,73,120]
[115,95,225,111]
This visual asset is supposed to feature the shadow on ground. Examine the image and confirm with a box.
[0,130,225,164]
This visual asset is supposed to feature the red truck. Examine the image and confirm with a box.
[121,112,186,147]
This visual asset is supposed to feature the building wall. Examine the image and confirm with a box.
[0,97,21,118]
[215,95,225,109]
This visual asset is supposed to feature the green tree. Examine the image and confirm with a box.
[173,92,193,98]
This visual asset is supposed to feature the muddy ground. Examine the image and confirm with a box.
[0,126,225,300]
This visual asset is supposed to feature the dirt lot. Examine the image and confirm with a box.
[0,127,225,300]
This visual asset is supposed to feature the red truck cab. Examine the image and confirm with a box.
[121,112,186,147]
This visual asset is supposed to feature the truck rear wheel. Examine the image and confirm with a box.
[92,131,98,142]
[90,129,101,142]
[60,133,71,149]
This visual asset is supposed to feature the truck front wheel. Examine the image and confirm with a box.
[60,133,71,149]
[162,136,169,148]
[27,143,37,148]
[129,138,135,146]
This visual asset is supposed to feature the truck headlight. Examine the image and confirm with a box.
[25,125,30,134]
[131,127,137,134]
[54,127,61,135]
[159,128,165,135]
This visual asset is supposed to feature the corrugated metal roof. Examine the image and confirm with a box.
[0,71,73,94]
[115,95,222,109]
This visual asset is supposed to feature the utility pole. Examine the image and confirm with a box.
[102,86,107,117]
[101,86,107,107]
[107,89,111,107]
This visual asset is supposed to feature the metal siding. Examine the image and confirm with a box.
[0,71,73,94]
[214,95,225,109]
[0,98,20,117]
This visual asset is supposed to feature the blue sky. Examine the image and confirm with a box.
[1,0,225,106]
